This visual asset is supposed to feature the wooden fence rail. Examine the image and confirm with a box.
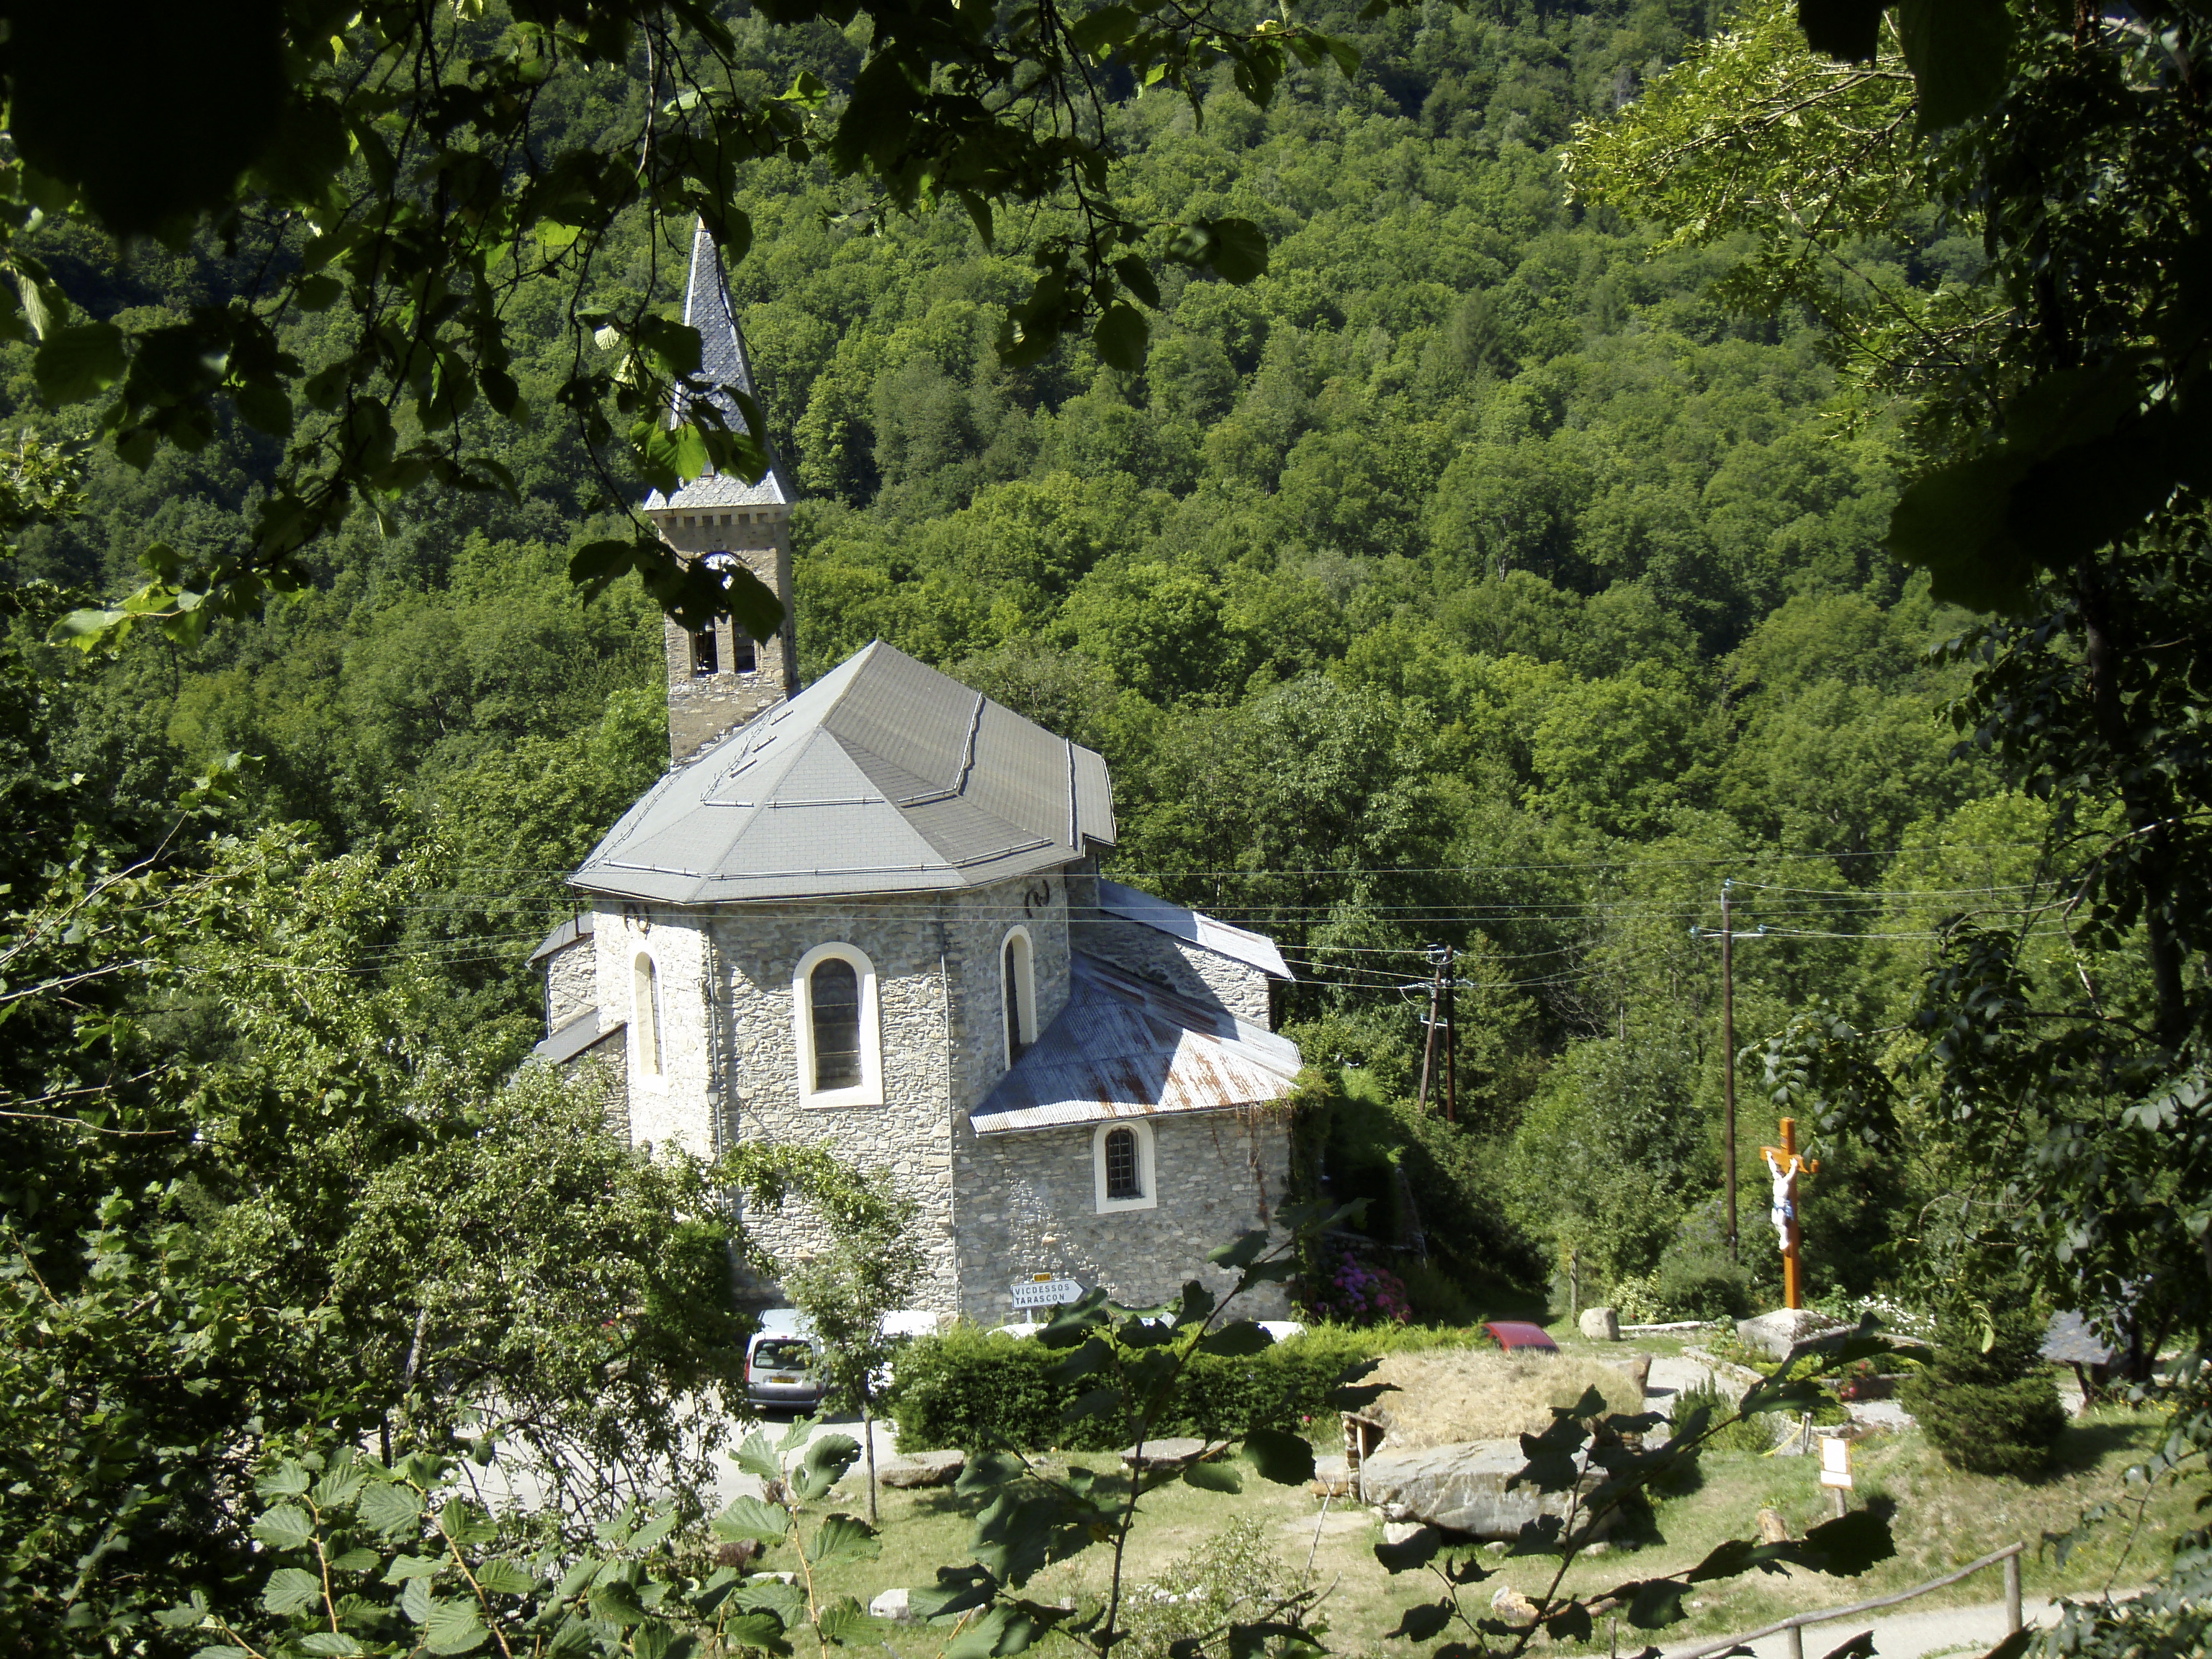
[1669,1540,2026,1659]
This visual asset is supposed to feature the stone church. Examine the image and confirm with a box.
[531,225,1302,1322]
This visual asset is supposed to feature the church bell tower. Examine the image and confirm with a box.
[644,220,800,765]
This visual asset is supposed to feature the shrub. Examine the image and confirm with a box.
[1670,1377,1776,1452]
[884,1323,1434,1452]
[1902,1293,2067,1478]
[1300,1248,1411,1325]
[1118,1516,1308,1659]
[1397,1257,1478,1325]
[1651,1208,1753,1320]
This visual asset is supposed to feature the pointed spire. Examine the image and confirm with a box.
[649,218,793,510]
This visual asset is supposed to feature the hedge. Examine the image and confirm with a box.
[882,1323,1468,1452]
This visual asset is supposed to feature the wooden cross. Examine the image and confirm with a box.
[1760,1117,1820,1310]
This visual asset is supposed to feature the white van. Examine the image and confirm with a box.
[745,1310,824,1410]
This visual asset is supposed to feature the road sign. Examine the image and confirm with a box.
[1818,1434,1853,1489]
[1010,1275,1083,1310]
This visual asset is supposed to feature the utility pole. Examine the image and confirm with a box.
[1416,948,1445,1112]
[1442,943,1458,1126]
[1720,878,1737,1264]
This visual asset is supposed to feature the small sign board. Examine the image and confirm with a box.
[1818,1434,1853,1490]
[1010,1274,1084,1310]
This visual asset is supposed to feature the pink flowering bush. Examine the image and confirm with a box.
[1300,1249,1412,1326]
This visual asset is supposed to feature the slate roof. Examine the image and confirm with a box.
[642,220,795,513]
[572,640,1118,904]
[528,911,594,964]
[533,1009,626,1065]
[969,952,1302,1135]
[1095,878,1292,980]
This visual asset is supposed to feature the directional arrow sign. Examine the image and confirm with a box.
[1010,1276,1084,1310]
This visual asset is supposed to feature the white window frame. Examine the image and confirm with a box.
[1092,1120,1156,1213]
[1001,925,1038,1070]
[633,951,663,1079]
[792,941,884,1108]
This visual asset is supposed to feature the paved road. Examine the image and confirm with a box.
[1658,1593,2063,1658]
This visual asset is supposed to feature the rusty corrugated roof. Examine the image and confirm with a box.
[968,953,1302,1135]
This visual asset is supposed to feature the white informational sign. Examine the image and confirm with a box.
[1818,1434,1853,1490]
[1010,1275,1084,1310]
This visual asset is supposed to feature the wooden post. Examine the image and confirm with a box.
[1415,955,1442,1112]
[2004,1552,2023,1634]
[1781,1118,1802,1311]
[1761,1118,1819,1310]
[1443,945,1458,1125]
[1720,880,1737,1264]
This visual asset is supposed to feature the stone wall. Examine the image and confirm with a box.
[1069,914,1274,1028]
[591,908,719,1159]
[587,866,1293,1321]
[696,871,1074,1311]
[652,506,799,764]
[953,1110,1292,1322]
[545,940,597,1032]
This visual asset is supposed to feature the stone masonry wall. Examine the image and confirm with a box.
[654,505,798,764]
[1069,914,1274,1028]
[954,1111,1292,1323]
[545,939,597,1033]
[705,871,1074,1312]
[592,907,718,1159]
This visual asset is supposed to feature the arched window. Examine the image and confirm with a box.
[1093,1120,1156,1213]
[810,958,861,1089]
[633,953,662,1076]
[792,943,884,1107]
[691,625,719,676]
[1002,927,1036,1067]
[731,628,757,674]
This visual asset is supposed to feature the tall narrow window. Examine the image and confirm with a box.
[1003,929,1035,1065]
[731,629,757,674]
[634,953,662,1076]
[809,958,862,1090]
[692,625,719,676]
[1104,1128,1140,1200]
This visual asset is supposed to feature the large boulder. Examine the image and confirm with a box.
[1736,1308,1845,1359]
[1356,1439,1613,1540]
[878,1449,966,1489]
[1120,1437,1229,1472]
[1579,1307,1621,1342]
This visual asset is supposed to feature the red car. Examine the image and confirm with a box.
[1484,1320,1560,1354]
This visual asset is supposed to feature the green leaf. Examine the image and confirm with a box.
[252,1502,315,1551]
[1205,218,1269,284]
[262,1566,325,1616]
[256,1462,313,1499]
[1373,1529,1442,1574]
[356,1478,424,1538]
[473,1558,538,1596]
[713,1496,791,1545]
[955,1449,1027,1495]
[734,1429,784,1483]
[1384,1599,1452,1640]
[795,1434,860,1501]
[1885,454,2038,612]
[300,1636,365,1655]
[804,1514,881,1570]
[383,1553,444,1583]
[815,1594,886,1646]
[589,1583,647,1626]
[1241,1428,1316,1485]
[1894,0,2013,130]
[1200,1321,1274,1357]
[423,1596,490,1655]
[34,321,126,405]
[1092,303,1148,372]
[1182,1460,1242,1493]
[1797,0,1886,60]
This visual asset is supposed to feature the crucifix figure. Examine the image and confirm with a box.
[1760,1117,1819,1310]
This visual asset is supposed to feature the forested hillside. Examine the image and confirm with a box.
[2,0,2023,1317]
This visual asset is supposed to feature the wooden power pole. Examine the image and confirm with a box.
[1720,878,1737,1264]
[1415,949,1444,1112]
[1442,944,1458,1125]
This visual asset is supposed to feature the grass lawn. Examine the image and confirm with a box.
[806,1401,2195,1655]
